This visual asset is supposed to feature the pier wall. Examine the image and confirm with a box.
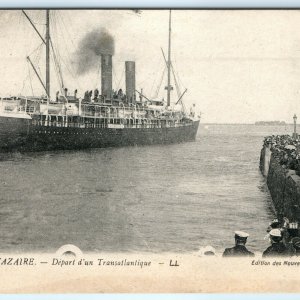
[260,147,300,221]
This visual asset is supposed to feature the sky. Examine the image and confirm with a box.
[0,9,300,123]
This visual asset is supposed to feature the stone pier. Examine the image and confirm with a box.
[260,145,300,221]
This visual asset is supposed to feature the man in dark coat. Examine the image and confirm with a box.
[223,231,254,257]
[262,229,291,257]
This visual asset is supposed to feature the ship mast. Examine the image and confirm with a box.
[46,10,50,99]
[166,10,172,107]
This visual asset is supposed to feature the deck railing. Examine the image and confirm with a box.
[31,118,192,129]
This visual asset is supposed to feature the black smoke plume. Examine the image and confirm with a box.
[74,28,115,75]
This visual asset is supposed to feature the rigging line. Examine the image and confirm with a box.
[27,42,44,58]
[51,41,64,90]
[55,13,85,88]
[22,10,46,44]
[137,68,160,87]
[34,44,42,70]
[56,12,78,66]
[60,58,82,89]
[116,69,125,91]
[112,66,117,89]
[50,13,64,89]
[173,56,185,90]
[171,62,181,98]
[50,23,69,87]
[21,63,31,94]
[51,12,62,64]
[55,18,97,88]
[112,63,123,91]
[27,56,46,94]
[154,65,167,99]
[49,43,62,88]
[50,50,63,95]
[149,59,164,98]
[52,15,78,89]
[27,60,35,96]
[169,51,182,99]
[56,15,73,58]
[30,43,42,82]
[175,88,187,105]
[59,11,77,48]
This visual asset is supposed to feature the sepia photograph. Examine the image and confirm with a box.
[0,7,300,293]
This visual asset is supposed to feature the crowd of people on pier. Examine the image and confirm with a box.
[198,217,300,258]
[263,135,300,175]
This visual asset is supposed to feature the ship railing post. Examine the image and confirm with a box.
[123,106,125,125]
[46,94,49,126]
[131,104,134,127]
[94,105,98,128]
[78,97,82,123]
[25,96,28,114]
[134,104,136,127]
[83,104,86,128]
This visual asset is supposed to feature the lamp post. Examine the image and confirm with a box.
[293,114,297,139]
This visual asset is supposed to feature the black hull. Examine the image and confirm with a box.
[0,116,200,152]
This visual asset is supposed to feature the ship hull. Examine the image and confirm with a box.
[0,115,30,151]
[0,116,200,152]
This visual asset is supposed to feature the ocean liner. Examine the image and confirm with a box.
[0,10,200,152]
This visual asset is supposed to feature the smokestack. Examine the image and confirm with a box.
[125,61,136,104]
[101,54,112,99]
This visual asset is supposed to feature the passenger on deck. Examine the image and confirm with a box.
[94,89,99,100]
[74,89,78,99]
[113,90,118,99]
[222,231,254,257]
[56,91,59,101]
[84,91,89,101]
[64,88,68,97]
[117,89,123,98]
[89,90,93,101]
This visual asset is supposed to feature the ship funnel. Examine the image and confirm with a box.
[101,54,112,99]
[125,61,136,103]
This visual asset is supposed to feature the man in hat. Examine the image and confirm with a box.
[199,246,216,257]
[262,229,291,257]
[266,219,281,233]
[223,231,254,257]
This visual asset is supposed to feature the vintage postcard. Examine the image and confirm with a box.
[0,8,300,293]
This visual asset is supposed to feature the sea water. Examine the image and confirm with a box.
[0,124,296,254]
